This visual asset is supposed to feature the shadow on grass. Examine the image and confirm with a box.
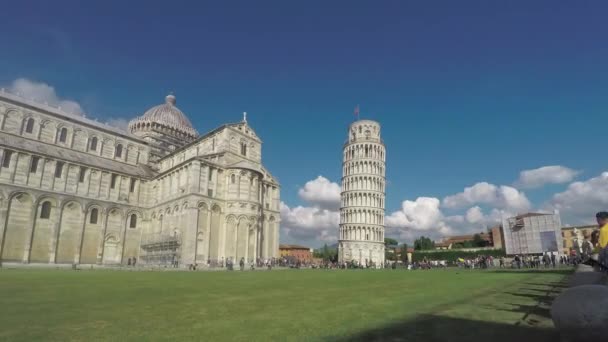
[330,314,558,342]
[504,291,552,303]
[489,269,572,275]
[523,282,568,288]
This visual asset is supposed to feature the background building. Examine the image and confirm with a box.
[501,212,562,256]
[338,119,386,267]
[434,225,504,250]
[0,90,280,267]
[279,244,313,263]
[561,225,596,255]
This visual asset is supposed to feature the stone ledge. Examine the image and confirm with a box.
[551,264,608,342]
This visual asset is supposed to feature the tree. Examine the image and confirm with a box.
[473,234,487,247]
[400,243,409,263]
[384,237,399,246]
[414,236,435,250]
[322,244,330,259]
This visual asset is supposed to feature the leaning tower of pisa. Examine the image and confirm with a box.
[339,120,386,268]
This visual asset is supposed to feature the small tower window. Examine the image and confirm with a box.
[55,162,64,178]
[111,174,118,189]
[58,127,68,143]
[115,144,123,158]
[30,156,39,173]
[25,118,35,133]
[129,214,137,228]
[90,208,98,224]
[40,201,52,219]
[231,174,236,184]
[78,166,86,182]
[130,178,136,193]
[89,137,98,151]
[2,150,13,168]
[240,143,247,156]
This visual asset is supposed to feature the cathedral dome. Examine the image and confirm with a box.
[129,94,198,138]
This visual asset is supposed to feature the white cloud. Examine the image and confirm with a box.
[280,202,339,243]
[6,78,131,131]
[386,197,445,231]
[465,206,484,224]
[549,171,608,224]
[280,175,342,245]
[106,118,130,131]
[8,78,84,115]
[385,197,455,242]
[442,182,531,213]
[515,165,580,189]
[297,176,341,210]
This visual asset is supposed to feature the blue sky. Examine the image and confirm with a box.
[1,1,607,246]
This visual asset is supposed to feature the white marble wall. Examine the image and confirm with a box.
[0,94,280,267]
[338,120,386,267]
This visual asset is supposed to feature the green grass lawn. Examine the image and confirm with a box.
[0,268,570,341]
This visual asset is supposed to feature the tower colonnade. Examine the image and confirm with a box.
[338,119,386,268]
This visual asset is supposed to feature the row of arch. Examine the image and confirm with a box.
[0,110,145,165]
[339,226,384,242]
[340,208,385,225]
[342,176,385,192]
[0,191,142,265]
[129,120,198,140]
[2,110,141,164]
[146,200,278,263]
[343,160,385,176]
[343,143,385,162]
[341,192,385,209]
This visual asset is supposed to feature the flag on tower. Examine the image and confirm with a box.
[354,105,360,120]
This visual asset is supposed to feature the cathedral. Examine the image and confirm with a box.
[0,90,280,267]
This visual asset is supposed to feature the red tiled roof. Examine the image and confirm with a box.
[279,244,311,250]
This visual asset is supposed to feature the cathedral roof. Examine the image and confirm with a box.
[129,94,198,138]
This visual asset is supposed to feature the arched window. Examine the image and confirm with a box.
[25,118,35,133]
[89,137,98,151]
[40,201,52,219]
[129,214,137,228]
[90,208,98,224]
[231,174,236,184]
[115,144,123,158]
[58,127,68,143]
[240,143,247,156]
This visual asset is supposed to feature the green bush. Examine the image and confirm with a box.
[411,249,505,262]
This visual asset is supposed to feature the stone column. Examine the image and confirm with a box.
[244,223,249,263]
[23,204,38,263]
[0,202,8,263]
[49,202,63,263]
[181,206,198,267]
[261,216,268,259]
[190,162,201,193]
[96,209,108,265]
[119,214,129,265]
[203,207,212,263]
[75,207,87,264]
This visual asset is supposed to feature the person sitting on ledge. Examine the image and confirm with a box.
[596,211,608,271]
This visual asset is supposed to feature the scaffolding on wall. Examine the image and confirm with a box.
[506,216,529,255]
[139,232,182,266]
[503,213,562,256]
